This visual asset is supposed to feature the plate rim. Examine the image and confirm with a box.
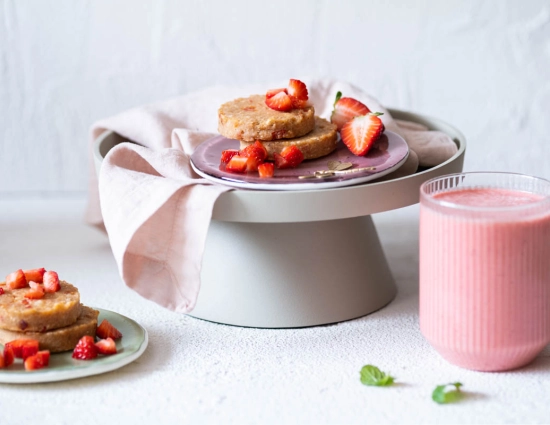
[190,131,409,191]
[0,308,148,384]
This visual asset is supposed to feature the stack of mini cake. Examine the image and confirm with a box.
[0,270,99,353]
[218,82,338,161]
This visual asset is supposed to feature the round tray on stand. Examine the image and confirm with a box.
[94,109,466,328]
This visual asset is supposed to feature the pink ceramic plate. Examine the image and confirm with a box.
[191,131,409,191]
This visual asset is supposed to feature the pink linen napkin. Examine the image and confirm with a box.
[86,78,457,312]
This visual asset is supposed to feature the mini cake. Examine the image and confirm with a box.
[0,306,99,353]
[239,116,338,160]
[218,94,315,142]
[0,281,81,332]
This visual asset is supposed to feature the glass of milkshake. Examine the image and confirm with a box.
[419,172,550,371]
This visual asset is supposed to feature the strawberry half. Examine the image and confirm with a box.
[330,91,371,131]
[24,350,50,371]
[95,338,117,355]
[220,149,239,164]
[287,79,308,101]
[258,162,274,178]
[225,155,249,173]
[72,335,98,360]
[6,269,27,289]
[265,91,293,112]
[266,88,287,99]
[2,345,14,367]
[25,281,45,299]
[5,339,40,359]
[340,112,385,156]
[43,271,60,293]
[96,319,123,340]
[23,268,46,283]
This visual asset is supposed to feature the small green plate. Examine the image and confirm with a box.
[0,308,148,384]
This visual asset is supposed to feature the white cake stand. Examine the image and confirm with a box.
[94,109,466,328]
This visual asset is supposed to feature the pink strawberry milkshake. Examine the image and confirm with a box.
[419,173,550,371]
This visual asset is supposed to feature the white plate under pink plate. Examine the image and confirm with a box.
[191,131,409,191]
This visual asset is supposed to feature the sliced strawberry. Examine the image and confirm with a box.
[266,88,287,99]
[96,319,123,340]
[72,335,98,360]
[5,339,39,359]
[340,112,385,156]
[6,269,27,289]
[225,155,249,173]
[280,146,304,168]
[265,91,293,112]
[287,79,308,101]
[95,338,117,355]
[241,141,268,162]
[258,162,274,178]
[23,268,46,283]
[2,345,14,367]
[220,149,240,164]
[330,92,371,131]
[24,350,50,371]
[25,281,45,299]
[290,97,309,109]
[43,271,60,293]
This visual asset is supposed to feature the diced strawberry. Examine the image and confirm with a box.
[23,268,46,283]
[25,281,45,299]
[266,88,287,99]
[273,153,289,169]
[2,345,14,367]
[258,162,275,178]
[241,141,268,162]
[220,149,240,164]
[280,146,304,168]
[96,319,123,340]
[0,287,4,295]
[5,339,39,359]
[265,91,293,112]
[24,350,50,371]
[330,92,371,131]
[340,112,385,156]
[287,79,308,101]
[95,338,117,355]
[72,335,98,360]
[6,269,27,289]
[245,155,262,172]
[43,271,60,293]
[225,155,249,173]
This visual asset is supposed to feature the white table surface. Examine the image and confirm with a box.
[0,197,549,425]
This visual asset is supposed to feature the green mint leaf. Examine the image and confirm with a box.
[360,365,395,387]
[333,91,342,108]
[432,382,463,404]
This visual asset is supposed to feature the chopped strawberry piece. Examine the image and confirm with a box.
[5,339,39,359]
[280,146,304,168]
[241,141,268,162]
[96,319,123,340]
[340,112,385,156]
[25,283,45,299]
[95,338,117,355]
[266,88,288,99]
[23,268,46,283]
[0,287,4,295]
[245,155,262,172]
[290,97,309,109]
[287,79,309,101]
[43,271,60,293]
[2,345,14,367]
[72,335,98,360]
[273,153,289,169]
[225,155,249,173]
[24,350,50,371]
[6,269,28,289]
[220,149,240,164]
[265,91,293,112]
[330,92,371,131]
[258,162,274,178]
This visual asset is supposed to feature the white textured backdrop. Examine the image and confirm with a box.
[1,0,549,195]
